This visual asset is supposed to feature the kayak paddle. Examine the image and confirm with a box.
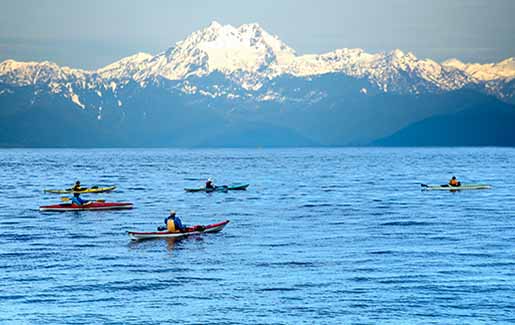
[60,197,105,203]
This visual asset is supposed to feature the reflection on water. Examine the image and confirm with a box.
[128,237,180,252]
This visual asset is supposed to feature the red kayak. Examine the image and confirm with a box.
[39,202,133,212]
[128,220,229,241]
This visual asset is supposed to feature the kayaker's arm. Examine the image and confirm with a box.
[175,218,186,232]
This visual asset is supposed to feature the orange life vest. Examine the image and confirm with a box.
[166,218,177,232]
[449,179,459,186]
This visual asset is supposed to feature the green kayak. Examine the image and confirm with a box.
[185,184,249,193]
[421,183,492,191]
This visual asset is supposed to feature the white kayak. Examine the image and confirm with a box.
[128,220,229,241]
[421,184,492,191]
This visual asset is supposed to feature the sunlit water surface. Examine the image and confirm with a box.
[0,148,514,324]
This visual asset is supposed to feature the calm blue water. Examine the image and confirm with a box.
[0,148,514,324]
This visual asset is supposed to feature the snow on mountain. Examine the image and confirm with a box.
[0,59,119,110]
[131,21,297,90]
[287,48,475,93]
[0,60,95,108]
[97,52,152,81]
[128,22,474,93]
[443,58,515,81]
[0,59,88,86]
[0,21,514,105]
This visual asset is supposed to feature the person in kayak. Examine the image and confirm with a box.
[158,211,186,232]
[71,181,90,205]
[206,178,215,190]
[449,176,461,187]
[71,192,89,205]
[72,180,82,192]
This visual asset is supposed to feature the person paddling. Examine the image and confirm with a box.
[449,176,461,187]
[158,210,186,232]
[72,180,82,192]
[71,181,89,205]
[206,178,215,190]
[71,193,89,206]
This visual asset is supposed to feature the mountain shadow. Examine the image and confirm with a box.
[374,98,515,146]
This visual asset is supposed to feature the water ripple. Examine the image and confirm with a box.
[0,147,513,324]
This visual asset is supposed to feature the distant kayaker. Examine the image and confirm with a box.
[158,210,186,232]
[449,176,461,187]
[206,178,215,190]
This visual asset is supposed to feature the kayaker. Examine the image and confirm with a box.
[71,181,89,205]
[206,178,215,190]
[158,210,186,232]
[72,180,82,192]
[71,192,89,205]
[449,176,461,187]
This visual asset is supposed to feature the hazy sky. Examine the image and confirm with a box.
[1,0,514,69]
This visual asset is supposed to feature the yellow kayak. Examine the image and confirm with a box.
[44,185,116,194]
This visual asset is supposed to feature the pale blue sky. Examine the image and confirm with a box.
[1,0,514,69]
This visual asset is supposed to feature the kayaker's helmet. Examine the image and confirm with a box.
[452,176,456,180]
[169,210,176,217]
[75,180,80,185]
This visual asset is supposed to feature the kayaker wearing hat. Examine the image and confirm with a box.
[206,178,215,190]
[158,210,186,232]
[71,180,89,206]
[449,176,461,187]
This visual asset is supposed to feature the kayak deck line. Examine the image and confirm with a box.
[128,220,229,241]
[184,184,249,192]
[421,183,492,191]
[39,202,133,212]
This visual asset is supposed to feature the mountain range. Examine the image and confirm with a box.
[1,21,514,147]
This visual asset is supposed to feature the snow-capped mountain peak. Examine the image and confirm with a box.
[134,21,297,84]
[97,52,152,80]
[1,22,514,105]
[0,59,87,86]
[442,57,515,81]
